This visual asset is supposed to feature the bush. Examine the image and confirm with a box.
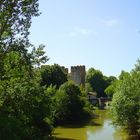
[55,81,91,124]
[111,71,140,135]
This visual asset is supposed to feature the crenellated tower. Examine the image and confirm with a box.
[71,65,85,86]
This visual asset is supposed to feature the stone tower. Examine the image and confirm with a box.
[71,65,85,86]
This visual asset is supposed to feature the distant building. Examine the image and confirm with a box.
[41,65,86,86]
[87,92,97,100]
[87,92,98,104]
[70,65,85,86]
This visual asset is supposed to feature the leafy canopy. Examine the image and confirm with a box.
[0,0,40,45]
[86,68,108,97]
[111,69,140,135]
[41,64,68,88]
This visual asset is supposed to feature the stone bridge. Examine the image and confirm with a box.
[88,97,111,109]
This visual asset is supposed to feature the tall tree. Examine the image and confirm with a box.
[0,1,55,139]
[104,76,117,97]
[111,71,140,136]
[55,81,91,124]
[0,50,54,139]
[104,80,118,97]
[132,58,140,72]
[86,68,108,97]
[0,0,40,46]
[41,64,68,88]
[0,0,40,79]
[31,44,49,68]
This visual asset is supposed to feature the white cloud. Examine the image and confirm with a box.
[68,27,91,37]
[101,19,119,27]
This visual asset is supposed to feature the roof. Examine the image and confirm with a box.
[87,92,97,96]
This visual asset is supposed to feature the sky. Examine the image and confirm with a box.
[29,0,140,77]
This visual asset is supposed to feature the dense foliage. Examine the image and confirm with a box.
[0,0,55,139]
[0,0,40,45]
[105,80,118,97]
[31,44,49,68]
[40,64,68,88]
[111,67,140,136]
[86,68,115,97]
[3,1,140,139]
[0,50,54,139]
[0,1,94,139]
[55,81,92,124]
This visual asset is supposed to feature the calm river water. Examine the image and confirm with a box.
[53,110,133,140]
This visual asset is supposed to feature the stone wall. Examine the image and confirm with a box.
[71,65,85,86]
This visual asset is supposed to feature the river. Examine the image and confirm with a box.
[53,110,134,140]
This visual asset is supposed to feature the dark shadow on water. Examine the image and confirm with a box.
[89,121,102,126]
[55,121,102,128]
[57,118,90,128]
[59,123,85,128]
[57,114,102,128]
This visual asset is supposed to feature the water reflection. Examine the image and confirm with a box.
[53,110,132,140]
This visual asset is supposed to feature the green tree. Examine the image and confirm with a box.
[0,50,54,139]
[111,71,140,136]
[86,68,108,97]
[41,64,67,88]
[0,1,55,139]
[31,44,49,68]
[106,76,117,85]
[132,59,140,72]
[0,0,39,45]
[105,81,118,97]
[104,76,117,97]
[0,0,40,80]
[119,70,130,80]
[55,81,91,124]
[85,83,93,94]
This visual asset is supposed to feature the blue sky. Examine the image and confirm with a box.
[29,0,140,77]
